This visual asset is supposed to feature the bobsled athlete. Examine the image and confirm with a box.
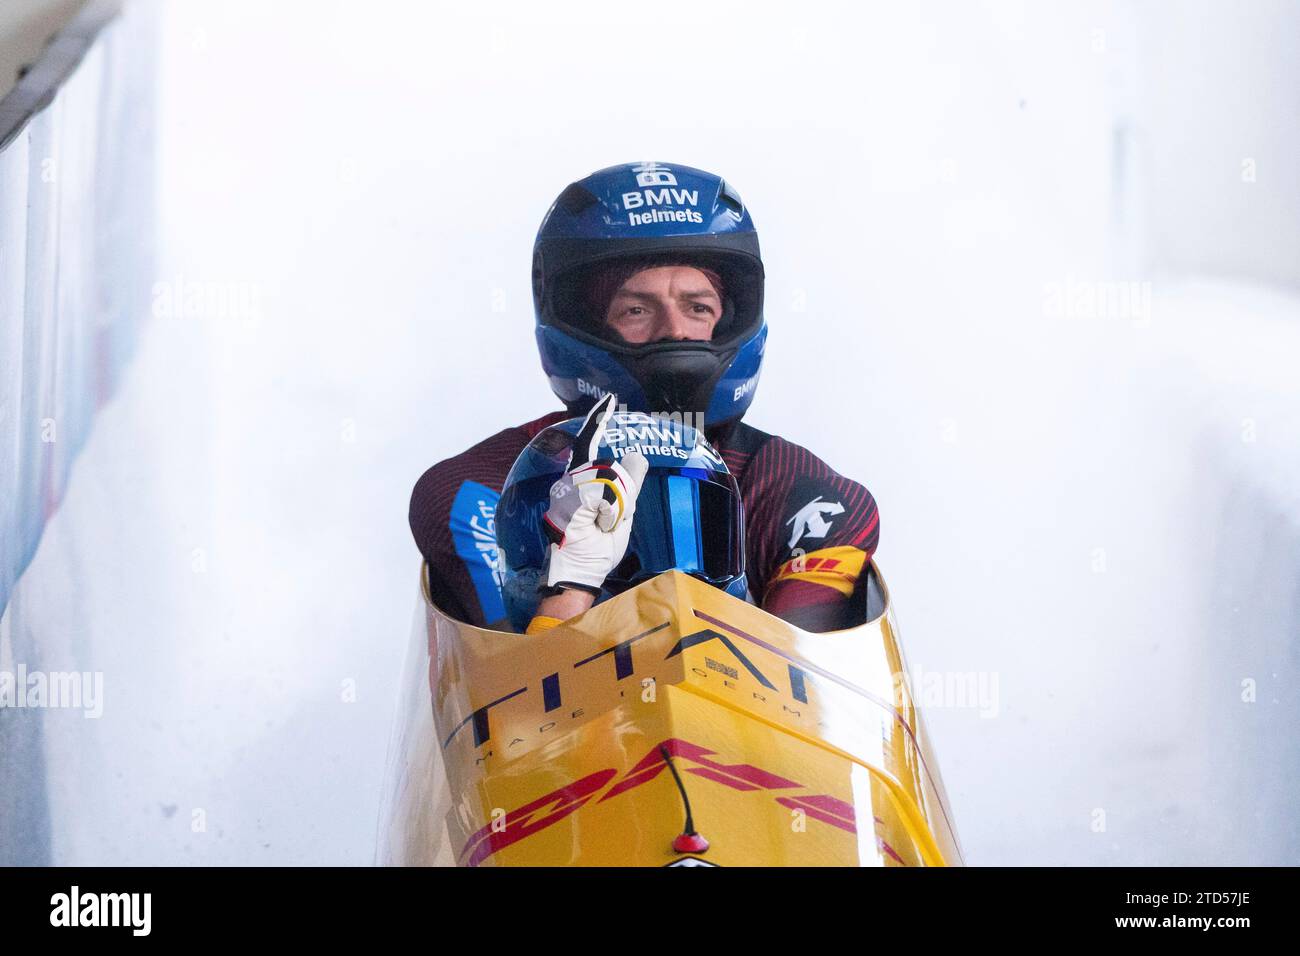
[409,162,880,633]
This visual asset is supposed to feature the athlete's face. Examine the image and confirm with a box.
[603,266,722,344]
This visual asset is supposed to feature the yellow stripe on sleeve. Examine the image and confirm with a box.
[769,545,868,598]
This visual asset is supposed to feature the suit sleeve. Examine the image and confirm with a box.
[407,411,571,630]
[739,436,880,630]
[409,457,513,629]
[409,460,476,626]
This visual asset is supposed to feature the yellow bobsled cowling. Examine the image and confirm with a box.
[376,565,964,867]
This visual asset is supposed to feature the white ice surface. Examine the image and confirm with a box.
[5,1,1297,865]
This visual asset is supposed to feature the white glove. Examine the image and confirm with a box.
[542,394,650,594]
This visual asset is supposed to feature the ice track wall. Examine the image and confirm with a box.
[0,0,155,619]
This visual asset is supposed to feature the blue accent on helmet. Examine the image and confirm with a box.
[666,476,702,569]
[532,162,767,431]
[497,411,747,632]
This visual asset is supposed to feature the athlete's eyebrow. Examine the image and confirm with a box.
[611,288,719,300]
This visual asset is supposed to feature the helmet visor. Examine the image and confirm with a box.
[604,465,744,593]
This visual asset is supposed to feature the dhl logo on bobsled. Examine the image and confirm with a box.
[458,737,908,867]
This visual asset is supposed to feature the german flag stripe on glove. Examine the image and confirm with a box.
[570,393,618,468]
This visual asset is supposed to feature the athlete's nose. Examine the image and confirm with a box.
[659,305,696,341]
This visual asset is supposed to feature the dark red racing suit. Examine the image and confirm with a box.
[409,411,880,632]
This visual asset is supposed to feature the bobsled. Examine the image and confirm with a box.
[376,561,964,867]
